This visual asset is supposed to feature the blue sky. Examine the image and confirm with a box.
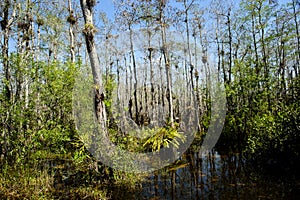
[97,0,292,21]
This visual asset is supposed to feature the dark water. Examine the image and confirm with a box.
[112,150,299,200]
[44,150,299,199]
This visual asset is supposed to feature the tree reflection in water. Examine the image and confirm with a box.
[125,150,300,200]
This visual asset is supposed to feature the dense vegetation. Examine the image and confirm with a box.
[0,0,299,199]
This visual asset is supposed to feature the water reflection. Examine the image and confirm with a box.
[132,150,298,200]
[38,151,298,199]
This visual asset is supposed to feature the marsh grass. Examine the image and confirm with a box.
[0,153,146,200]
[0,162,53,199]
[0,161,109,199]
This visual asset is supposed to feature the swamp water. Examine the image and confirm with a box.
[39,150,299,199]
[111,151,299,200]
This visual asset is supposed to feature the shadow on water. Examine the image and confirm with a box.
[120,150,300,200]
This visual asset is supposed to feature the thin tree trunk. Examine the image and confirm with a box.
[292,0,300,77]
[128,54,133,120]
[227,10,232,83]
[23,0,33,110]
[216,15,221,81]
[159,4,174,126]
[158,55,164,120]
[148,38,155,123]
[184,0,195,92]
[129,25,139,124]
[143,58,148,124]
[68,0,76,63]
[251,12,259,76]
[36,9,42,126]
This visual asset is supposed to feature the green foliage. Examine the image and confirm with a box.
[73,145,91,166]
[218,50,300,162]
[112,169,144,188]
[244,101,300,176]
[219,54,300,170]
[143,124,185,152]
[104,74,117,122]
[0,57,78,163]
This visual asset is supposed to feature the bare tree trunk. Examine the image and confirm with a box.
[184,0,195,92]
[68,0,76,63]
[36,11,42,126]
[221,42,227,85]
[158,56,163,101]
[22,0,33,110]
[216,15,221,81]
[226,10,232,83]
[276,14,287,100]
[159,3,174,126]
[128,54,134,120]
[80,0,107,131]
[251,12,259,76]
[129,25,139,124]
[148,35,155,123]
[143,57,148,124]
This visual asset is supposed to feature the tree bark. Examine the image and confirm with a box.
[80,0,107,130]
[129,25,139,124]
[68,0,76,63]
[159,2,174,126]
[227,9,232,83]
